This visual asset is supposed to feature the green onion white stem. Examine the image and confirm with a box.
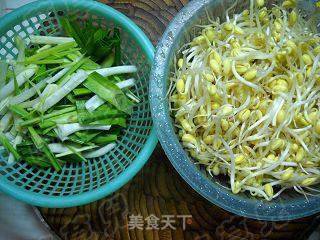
[84,95,104,112]
[30,35,75,45]
[55,123,111,141]
[48,143,97,155]
[15,36,26,74]
[91,65,137,77]
[116,78,136,89]
[35,70,88,112]
[83,143,116,158]
[0,65,38,101]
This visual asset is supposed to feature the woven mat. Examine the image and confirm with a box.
[40,1,319,239]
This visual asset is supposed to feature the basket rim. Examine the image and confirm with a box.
[150,0,320,221]
[0,0,158,208]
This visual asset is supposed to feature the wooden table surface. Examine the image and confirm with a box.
[37,1,319,239]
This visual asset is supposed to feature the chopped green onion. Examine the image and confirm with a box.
[0,62,8,87]
[65,145,88,162]
[10,67,70,105]
[14,36,26,74]
[38,111,78,129]
[25,156,52,168]
[83,143,116,158]
[54,145,97,158]
[8,105,32,120]
[85,78,135,111]
[30,35,75,45]
[73,88,92,96]
[0,19,136,171]
[36,70,88,112]
[19,106,76,127]
[84,95,104,112]
[8,135,22,164]
[76,101,123,125]
[101,52,115,68]
[90,117,126,127]
[28,126,61,172]
[26,41,77,62]
[0,112,13,132]
[48,143,95,154]
[74,130,101,143]
[91,65,137,77]
[92,134,117,144]
[57,57,86,86]
[36,45,52,53]
[0,132,20,160]
[84,72,133,114]
[0,65,38,101]
[55,123,111,141]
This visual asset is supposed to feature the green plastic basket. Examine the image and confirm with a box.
[0,0,157,208]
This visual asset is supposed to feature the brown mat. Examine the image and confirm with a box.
[40,149,318,240]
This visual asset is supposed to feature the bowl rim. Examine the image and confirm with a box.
[149,0,320,221]
[0,0,158,208]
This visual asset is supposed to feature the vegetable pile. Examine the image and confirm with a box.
[0,17,139,171]
[169,0,320,200]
